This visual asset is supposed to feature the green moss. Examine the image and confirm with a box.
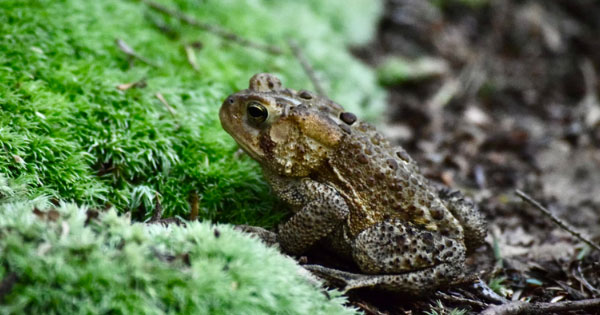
[1,0,384,312]
[0,191,356,314]
[0,0,384,225]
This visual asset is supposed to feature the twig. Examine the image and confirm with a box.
[352,301,386,315]
[575,263,600,295]
[155,92,176,117]
[425,78,460,135]
[141,0,282,55]
[116,78,147,91]
[427,78,460,111]
[150,192,163,222]
[578,59,600,127]
[434,291,489,309]
[515,189,600,253]
[144,13,179,39]
[184,45,200,72]
[115,38,158,67]
[146,193,186,226]
[288,40,327,97]
[480,298,600,315]
[188,191,199,221]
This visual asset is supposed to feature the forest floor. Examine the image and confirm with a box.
[344,0,600,313]
[3,0,599,313]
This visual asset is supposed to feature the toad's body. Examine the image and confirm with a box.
[219,73,486,293]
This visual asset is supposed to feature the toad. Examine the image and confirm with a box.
[219,73,487,293]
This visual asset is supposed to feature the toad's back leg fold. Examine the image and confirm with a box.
[345,220,466,292]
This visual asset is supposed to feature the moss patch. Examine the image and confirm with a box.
[0,188,355,314]
[0,0,384,225]
[1,0,383,312]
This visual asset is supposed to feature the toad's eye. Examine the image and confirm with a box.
[246,101,268,124]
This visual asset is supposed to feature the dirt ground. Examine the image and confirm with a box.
[347,0,600,313]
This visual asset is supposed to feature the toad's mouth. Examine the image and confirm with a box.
[222,125,264,162]
[219,104,265,162]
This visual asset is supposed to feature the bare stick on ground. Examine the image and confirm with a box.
[116,78,147,91]
[155,92,176,117]
[434,291,489,309]
[147,193,184,226]
[188,191,199,221]
[288,40,327,97]
[184,45,200,72]
[480,297,600,315]
[150,192,163,222]
[515,189,600,252]
[142,0,282,55]
[115,38,158,67]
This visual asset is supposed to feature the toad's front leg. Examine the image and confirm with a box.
[266,172,350,255]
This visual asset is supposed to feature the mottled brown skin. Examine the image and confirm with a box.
[220,73,487,294]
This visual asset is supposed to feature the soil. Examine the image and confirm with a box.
[346,0,600,313]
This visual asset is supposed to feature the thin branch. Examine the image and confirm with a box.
[575,263,600,294]
[188,191,199,221]
[515,189,600,252]
[116,78,147,91]
[141,0,282,55]
[150,192,163,222]
[146,193,185,226]
[184,45,200,72]
[155,92,176,117]
[115,38,158,67]
[480,298,600,315]
[144,13,179,39]
[288,40,327,97]
[352,301,387,315]
[578,59,600,127]
[434,291,489,309]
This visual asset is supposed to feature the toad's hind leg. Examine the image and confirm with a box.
[322,220,467,293]
[304,263,464,294]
